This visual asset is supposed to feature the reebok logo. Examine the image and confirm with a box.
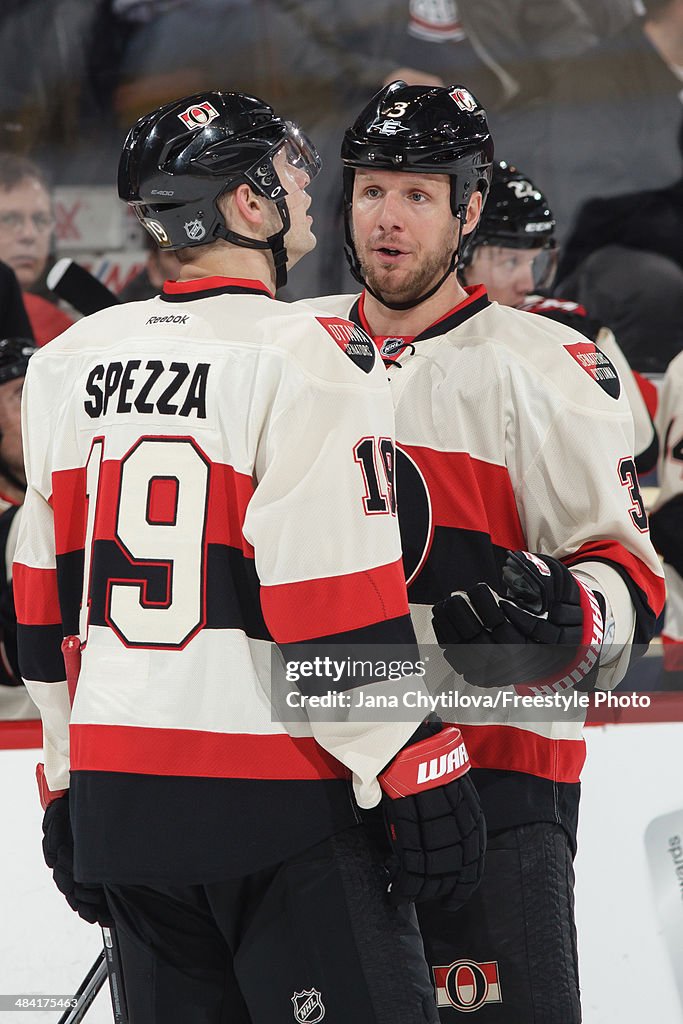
[146,314,189,325]
[416,743,469,786]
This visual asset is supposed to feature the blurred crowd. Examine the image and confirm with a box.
[1,0,683,715]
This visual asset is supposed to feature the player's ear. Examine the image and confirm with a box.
[222,184,267,234]
[462,191,483,237]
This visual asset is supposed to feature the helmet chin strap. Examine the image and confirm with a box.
[345,220,465,312]
[214,199,291,290]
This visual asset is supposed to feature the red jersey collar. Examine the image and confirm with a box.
[161,276,274,302]
[355,284,488,346]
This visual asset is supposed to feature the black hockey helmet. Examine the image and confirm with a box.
[341,81,493,308]
[460,161,557,288]
[0,337,36,385]
[118,91,321,288]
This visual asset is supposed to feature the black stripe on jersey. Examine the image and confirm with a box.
[70,771,359,883]
[280,613,418,694]
[407,525,508,605]
[18,623,65,682]
[160,284,273,303]
[56,549,84,638]
[650,494,683,579]
[347,291,490,345]
[84,539,270,641]
[634,429,659,476]
[471,768,580,852]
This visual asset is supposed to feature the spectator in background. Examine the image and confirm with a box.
[459,161,659,474]
[650,350,683,688]
[532,0,683,240]
[550,115,683,373]
[0,260,33,341]
[118,230,181,302]
[0,155,73,344]
[0,338,38,718]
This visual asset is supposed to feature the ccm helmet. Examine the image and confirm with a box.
[118,91,321,289]
[460,161,557,289]
[341,81,493,309]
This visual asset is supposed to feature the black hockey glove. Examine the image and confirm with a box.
[42,792,112,926]
[432,550,605,694]
[378,724,485,909]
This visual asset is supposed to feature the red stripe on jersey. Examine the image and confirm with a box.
[52,467,87,555]
[564,539,665,616]
[261,558,410,642]
[458,723,586,782]
[634,371,658,420]
[73,457,255,554]
[13,563,61,626]
[401,445,526,550]
[206,463,255,554]
[70,724,348,780]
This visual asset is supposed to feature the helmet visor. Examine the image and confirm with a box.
[250,122,322,201]
[472,242,558,292]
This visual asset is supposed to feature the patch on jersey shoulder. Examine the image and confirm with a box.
[315,317,376,373]
[563,341,620,399]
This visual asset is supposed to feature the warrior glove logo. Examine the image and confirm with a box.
[178,100,220,130]
[291,989,325,1023]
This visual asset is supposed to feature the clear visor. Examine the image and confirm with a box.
[265,122,322,197]
[477,243,558,292]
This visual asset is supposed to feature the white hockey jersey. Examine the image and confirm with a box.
[651,350,683,669]
[14,276,421,882]
[302,286,665,840]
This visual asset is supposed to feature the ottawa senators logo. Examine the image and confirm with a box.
[433,960,502,1012]
[315,317,376,373]
[177,100,220,130]
[564,341,621,400]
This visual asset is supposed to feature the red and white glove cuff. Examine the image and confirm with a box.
[379,725,470,800]
[516,576,604,697]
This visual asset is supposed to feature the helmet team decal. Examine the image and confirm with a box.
[291,988,325,1023]
[433,960,502,1012]
[449,88,477,112]
[177,100,220,130]
[370,119,410,135]
[564,341,621,400]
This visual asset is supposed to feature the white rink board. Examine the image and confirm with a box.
[1,727,682,1023]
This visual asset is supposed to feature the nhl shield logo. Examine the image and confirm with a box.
[184,219,206,242]
[291,988,325,1023]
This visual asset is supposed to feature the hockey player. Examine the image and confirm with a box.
[304,81,665,1022]
[650,353,683,686]
[14,92,486,1023]
[459,159,659,474]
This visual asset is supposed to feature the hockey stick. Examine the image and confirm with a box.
[102,926,128,1024]
[56,951,106,1024]
[46,259,120,316]
[54,926,129,1024]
